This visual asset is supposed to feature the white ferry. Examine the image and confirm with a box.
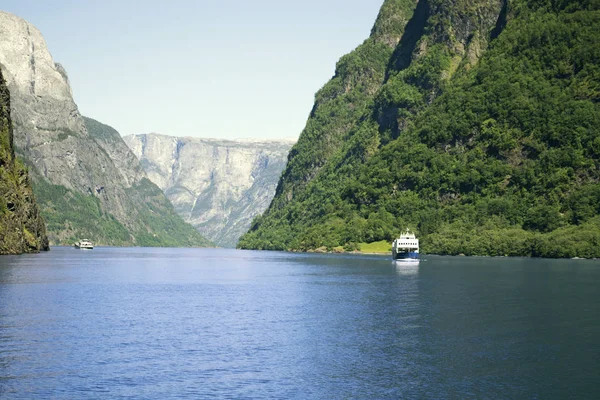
[392,230,419,261]
[74,239,94,250]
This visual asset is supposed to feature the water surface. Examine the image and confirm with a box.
[1,247,599,398]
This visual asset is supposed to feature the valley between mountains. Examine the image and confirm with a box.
[1,0,599,257]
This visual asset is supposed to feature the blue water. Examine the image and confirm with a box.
[1,247,599,399]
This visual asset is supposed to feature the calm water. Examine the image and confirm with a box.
[1,248,599,399]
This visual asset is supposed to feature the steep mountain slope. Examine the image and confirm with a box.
[239,0,600,258]
[0,11,211,247]
[84,117,146,187]
[0,68,48,254]
[124,133,294,247]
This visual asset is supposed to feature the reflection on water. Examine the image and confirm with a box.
[394,259,420,275]
[1,248,600,399]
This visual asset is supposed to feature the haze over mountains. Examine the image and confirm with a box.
[124,134,294,248]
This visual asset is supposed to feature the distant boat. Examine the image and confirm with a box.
[392,230,419,261]
[74,239,94,250]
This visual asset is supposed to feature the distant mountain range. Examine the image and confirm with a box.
[124,134,294,247]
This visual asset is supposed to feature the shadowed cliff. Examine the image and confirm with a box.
[0,68,49,254]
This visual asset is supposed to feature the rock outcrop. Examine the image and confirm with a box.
[124,134,294,247]
[0,11,211,247]
[0,68,48,254]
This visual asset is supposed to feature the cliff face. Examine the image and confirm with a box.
[0,11,89,188]
[0,11,211,247]
[239,0,600,258]
[0,68,48,254]
[124,134,294,247]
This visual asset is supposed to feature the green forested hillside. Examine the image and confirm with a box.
[239,0,600,258]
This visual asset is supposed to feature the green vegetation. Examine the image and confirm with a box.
[32,178,131,245]
[0,70,48,254]
[239,0,600,258]
[359,241,392,253]
[56,128,78,142]
[127,178,213,247]
[83,116,121,142]
[33,175,212,247]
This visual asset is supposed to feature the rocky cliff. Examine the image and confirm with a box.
[239,0,600,258]
[124,134,294,247]
[0,11,211,247]
[0,68,48,254]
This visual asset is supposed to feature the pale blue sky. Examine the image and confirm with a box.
[1,1,382,139]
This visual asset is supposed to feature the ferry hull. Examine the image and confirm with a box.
[393,251,419,260]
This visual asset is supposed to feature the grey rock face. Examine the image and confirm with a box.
[0,11,209,246]
[0,11,107,191]
[124,134,295,247]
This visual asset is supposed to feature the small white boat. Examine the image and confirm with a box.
[74,239,94,249]
[392,230,419,261]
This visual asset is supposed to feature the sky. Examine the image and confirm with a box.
[1,0,383,140]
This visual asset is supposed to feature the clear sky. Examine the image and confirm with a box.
[1,0,382,139]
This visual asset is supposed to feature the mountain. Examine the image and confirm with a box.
[239,0,600,258]
[0,68,48,254]
[124,133,294,247]
[0,11,211,247]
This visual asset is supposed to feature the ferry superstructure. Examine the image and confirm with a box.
[392,230,419,260]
